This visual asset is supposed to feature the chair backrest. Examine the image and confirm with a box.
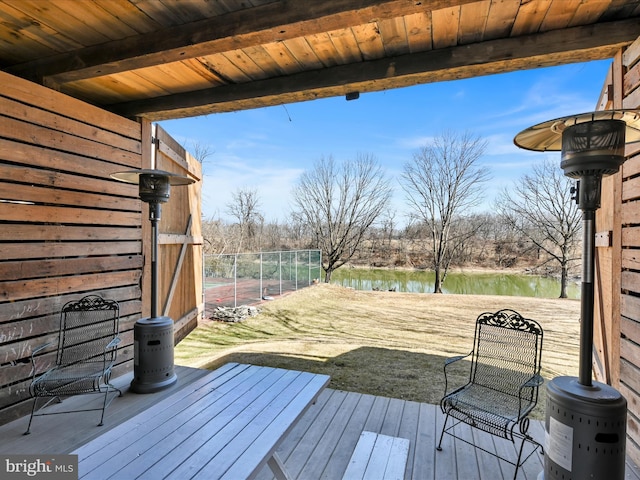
[470,309,543,396]
[57,295,119,367]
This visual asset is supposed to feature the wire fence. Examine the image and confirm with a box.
[203,250,322,314]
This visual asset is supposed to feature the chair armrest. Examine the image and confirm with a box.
[522,374,544,389]
[105,337,121,350]
[442,351,473,399]
[517,374,544,417]
[31,342,53,357]
[28,342,53,377]
[444,352,472,367]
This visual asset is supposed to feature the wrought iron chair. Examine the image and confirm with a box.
[24,295,122,434]
[436,309,544,480]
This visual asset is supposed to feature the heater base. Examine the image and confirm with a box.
[541,376,626,480]
[130,316,177,394]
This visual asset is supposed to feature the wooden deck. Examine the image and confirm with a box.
[2,365,639,480]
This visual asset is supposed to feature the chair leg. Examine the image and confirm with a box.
[98,384,122,426]
[512,435,528,480]
[23,396,39,435]
[24,395,62,435]
[436,412,450,451]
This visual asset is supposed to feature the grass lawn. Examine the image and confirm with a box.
[175,283,581,419]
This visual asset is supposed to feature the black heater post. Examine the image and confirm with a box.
[515,110,640,480]
[111,169,195,393]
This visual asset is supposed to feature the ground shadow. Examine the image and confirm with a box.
[203,346,547,420]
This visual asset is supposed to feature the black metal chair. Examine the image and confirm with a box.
[24,295,122,434]
[436,309,544,480]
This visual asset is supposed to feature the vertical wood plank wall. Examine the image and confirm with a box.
[0,71,143,424]
[620,37,640,468]
[595,37,640,467]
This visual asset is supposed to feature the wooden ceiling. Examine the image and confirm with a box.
[1,0,639,121]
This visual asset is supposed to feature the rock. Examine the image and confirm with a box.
[211,305,260,322]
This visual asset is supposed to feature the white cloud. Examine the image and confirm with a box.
[201,161,304,222]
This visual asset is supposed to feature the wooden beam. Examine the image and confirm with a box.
[5,0,476,86]
[109,18,640,120]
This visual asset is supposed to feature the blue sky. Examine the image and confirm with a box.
[160,59,611,224]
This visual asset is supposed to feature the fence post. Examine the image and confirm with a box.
[279,251,283,296]
[260,252,263,300]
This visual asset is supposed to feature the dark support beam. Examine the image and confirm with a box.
[107,19,640,121]
[5,0,476,86]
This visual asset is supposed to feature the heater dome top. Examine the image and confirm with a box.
[514,110,640,152]
[111,168,196,186]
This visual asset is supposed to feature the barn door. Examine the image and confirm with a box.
[142,120,203,343]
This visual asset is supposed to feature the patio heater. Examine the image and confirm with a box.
[111,168,195,393]
[515,110,640,480]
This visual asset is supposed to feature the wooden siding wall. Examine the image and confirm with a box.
[0,71,143,425]
[595,36,640,467]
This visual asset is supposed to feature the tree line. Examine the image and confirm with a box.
[198,130,582,298]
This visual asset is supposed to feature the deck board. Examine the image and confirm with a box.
[1,365,639,480]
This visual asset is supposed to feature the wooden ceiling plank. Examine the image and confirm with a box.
[131,0,216,26]
[4,0,112,46]
[511,0,552,36]
[92,0,162,34]
[134,62,215,94]
[222,49,269,81]
[109,18,639,120]
[182,58,227,86]
[600,0,640,22]
[106,70,166,97]
[540,0,584,31]
[0,2,81,62]
[51,0,140,40]
[283,37,324,70]
[403,12,433,54]
[483,0,520,40]
[241,44,287,77]
[458,0,491,44]
[431,6,460,49]
[4,0,477,85]
[377,17,409,57]
[568,0,613,27]
[258,42,305,76]
[198,53,254,84]
[328,27,364,64]
[305,32,342,68]
[352,22,386,61]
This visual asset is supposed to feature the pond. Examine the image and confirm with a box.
[330,268,581,299]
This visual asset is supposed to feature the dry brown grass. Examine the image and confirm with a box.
[176,283,581,419]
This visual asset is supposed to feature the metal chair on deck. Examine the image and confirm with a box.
[24,295,122,434]
[436,309,544,480]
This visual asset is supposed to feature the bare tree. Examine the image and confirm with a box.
[496,158,582,298]
[187,140,214,164]
[225,187,264,252]
[401,130,490,293]
[291,154,392,282]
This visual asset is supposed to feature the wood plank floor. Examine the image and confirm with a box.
[1,365,639,480]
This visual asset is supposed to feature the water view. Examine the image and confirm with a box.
[331,268,581,299]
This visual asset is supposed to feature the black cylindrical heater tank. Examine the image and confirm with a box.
[544,377,627,479]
